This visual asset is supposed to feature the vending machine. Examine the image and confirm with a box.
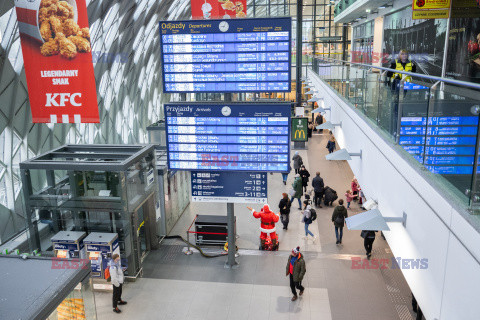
[51,231,87,259]
[84,232,120,278]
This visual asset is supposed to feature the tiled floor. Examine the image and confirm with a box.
[95,132,416,320]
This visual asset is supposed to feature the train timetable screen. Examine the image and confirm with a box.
[159,17,292,93]
[164,103,291,172]
[399,116,479,175]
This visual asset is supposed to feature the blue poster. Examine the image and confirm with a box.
[159,17,292,93]
[164,103,291,172]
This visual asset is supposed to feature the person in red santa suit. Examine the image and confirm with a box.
[247,204,280,250]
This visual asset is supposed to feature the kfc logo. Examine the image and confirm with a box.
[45,93,82,107]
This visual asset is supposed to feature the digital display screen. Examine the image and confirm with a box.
[159,18,292,93]
[164,103,291,172]
[399,116,478,175]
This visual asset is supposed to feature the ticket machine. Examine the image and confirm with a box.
[84,233,120,278]
[51,231,87,259]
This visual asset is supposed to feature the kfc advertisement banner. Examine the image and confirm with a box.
[15,0,99,123]
[192,0,247,20]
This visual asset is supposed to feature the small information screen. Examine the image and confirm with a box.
[191,171,267,203]
[164,103,291,172]
[399,116,479,175]
[159,17,292,93]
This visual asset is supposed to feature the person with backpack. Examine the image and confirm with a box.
[298,165,310,192]
[286,246,306,301]
[302,200,316,241]
[312,172,324,208]
[109,253,127,313]
[361,230,377,259]
[279,193,291,230]
[332,199,348,244]
[292,151,303,174]
[291,174,303,210]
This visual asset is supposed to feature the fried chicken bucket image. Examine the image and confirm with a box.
[15,0,91,59]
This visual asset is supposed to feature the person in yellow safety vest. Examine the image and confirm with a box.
[386,49,417,83]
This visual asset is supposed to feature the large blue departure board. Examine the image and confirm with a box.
[159,18,292,93]
[164,103,291,172]
[399,116,479,175]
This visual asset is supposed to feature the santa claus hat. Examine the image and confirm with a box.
[263,204,270,212]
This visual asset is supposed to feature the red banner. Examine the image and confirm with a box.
[15,0,99,123]
[191,0,247,19]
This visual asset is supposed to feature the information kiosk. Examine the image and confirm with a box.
[84,233,120,279]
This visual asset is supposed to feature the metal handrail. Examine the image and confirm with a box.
[312,56,480,91]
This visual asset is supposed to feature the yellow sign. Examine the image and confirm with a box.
[294,130,306,140]
[412,0,451,10]
[412,9,450,19]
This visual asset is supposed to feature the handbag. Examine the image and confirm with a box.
[360,230,368,239]
[288,188,296,197]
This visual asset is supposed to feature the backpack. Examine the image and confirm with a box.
[104,266,111,281]
[310,208,317,221]
[334,208,345,224]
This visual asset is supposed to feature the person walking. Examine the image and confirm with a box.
[326,136,336,153]
[109,254,127,313]
[279,193,291,230]
[302,200,316,241]
[315,114,323,133]
[281,166,291,185]
[361,230,377,259]
[312,172,324,208]
[292,151,303,174]
[332,199,348,244]
[285,246,306,301]
[298,165,310,193]
[291,173,303,210]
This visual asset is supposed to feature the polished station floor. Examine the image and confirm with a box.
[95,132,416,320]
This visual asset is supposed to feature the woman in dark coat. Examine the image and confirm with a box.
[279,193,291,230]
[298,165,310,192]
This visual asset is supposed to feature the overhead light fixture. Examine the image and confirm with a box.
[325,148,362,161]
[308,96,321,103]
[305,90,316,95]
[312,106,330,113]
[345,209,407,231]
[316,120,341,131]
[366,9,371,13]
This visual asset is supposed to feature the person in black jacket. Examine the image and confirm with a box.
[323,186,338,206]
[311,172,324,208]
[332,200,348,244]
[298,165,310,192]
[362,230,377,259]
[278,193,291,230]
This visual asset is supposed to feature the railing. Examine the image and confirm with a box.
[309,56,480,212]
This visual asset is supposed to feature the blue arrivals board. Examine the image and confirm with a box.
[164,103,291,172]
[191,171,267,203]
[399,116,479,175]
[159,17,292,93]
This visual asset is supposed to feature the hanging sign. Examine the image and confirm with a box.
[412,0,451,19]
[14,0,99,123]
[191,0,247,20]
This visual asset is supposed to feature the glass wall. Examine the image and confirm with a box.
[311,57,480,211]
[0,0,191,246]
